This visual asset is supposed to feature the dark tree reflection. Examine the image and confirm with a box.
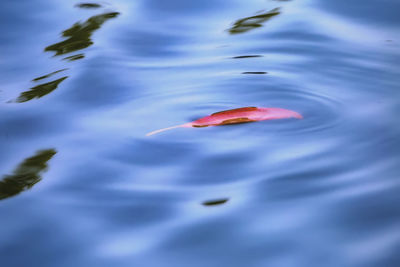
[63,54,85,61]
[16,77,68,103]
[228,8,280,34]
[0,149,57,200]
[32,69,68,82]
[45,12,120,56]
[11,8,120,103]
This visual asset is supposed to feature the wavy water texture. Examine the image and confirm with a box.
[0,0,399,267]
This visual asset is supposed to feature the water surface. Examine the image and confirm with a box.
[1,0,399,266]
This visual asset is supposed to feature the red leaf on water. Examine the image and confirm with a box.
[146,107,302,136]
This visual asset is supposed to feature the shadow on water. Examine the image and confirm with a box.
[44,12,120,56]
[0,149,56,200]
[15,77,68,103]
[228,8,280,34]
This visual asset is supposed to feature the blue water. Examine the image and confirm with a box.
[1,0,400,266]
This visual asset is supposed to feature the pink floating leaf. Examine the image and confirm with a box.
[146,107,302,136]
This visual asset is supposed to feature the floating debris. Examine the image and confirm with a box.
[146,107,302,136]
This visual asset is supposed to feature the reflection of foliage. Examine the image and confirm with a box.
[32,69,68,82]
[45,12,120,56]
[63,54,85,61]
[16,76,68,103]
[228,8,280,34]
[0,149,57,200]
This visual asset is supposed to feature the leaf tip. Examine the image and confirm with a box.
[145,125,183,136]
[294,112,303,119]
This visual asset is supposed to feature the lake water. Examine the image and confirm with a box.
[1,0,399,266]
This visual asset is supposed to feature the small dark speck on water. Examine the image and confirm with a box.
[232,55,263,59]
[242,72,267,74]
[75,3,102,9]
[202,198,229,206]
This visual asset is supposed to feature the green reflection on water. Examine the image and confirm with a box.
[228,8,280,34]
[63,53,85,61]
[16,76,68,103]
[11,8,119,104]
[0,149,57,200]
[45,12,120,56]
[32,68,68,82]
